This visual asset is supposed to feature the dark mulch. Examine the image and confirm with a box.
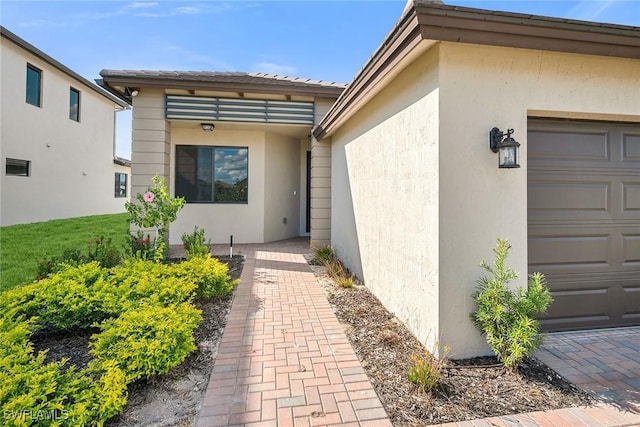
[28,255,244,427]
[312,266,593,426]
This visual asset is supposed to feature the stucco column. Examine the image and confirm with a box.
[310,135,331,248]
[130,90,171,238]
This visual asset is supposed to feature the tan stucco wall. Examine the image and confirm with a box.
[437,42,640,356]
[131,90,170,196]
[331,46,442,353]
[169,127,266,244]
[330,40,640,358]
[310,99,336,247]
[264,132,302,242]
[0,38,126,226]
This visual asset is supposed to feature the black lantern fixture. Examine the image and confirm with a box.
[489,127,520,168]
[200,123,215,132]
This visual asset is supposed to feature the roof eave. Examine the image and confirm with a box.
[315,2,640,140]
[99,74,346,99]
[416,4,640,60]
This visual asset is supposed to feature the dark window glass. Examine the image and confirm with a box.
[6,158,30,176]
[114,172,127,197]
[69,88,80,121]
[176,146,248,203]
[26,64,41,107]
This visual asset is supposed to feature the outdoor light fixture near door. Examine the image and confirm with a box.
[200,123,215,132]
[489,127,520,168]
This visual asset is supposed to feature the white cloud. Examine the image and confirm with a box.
[173,6,200,15]
[125,2,159,9]
[252,62,297,76]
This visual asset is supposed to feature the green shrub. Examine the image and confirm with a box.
[36,236,122,281]
[107,259,196,309]
[125,175,185,261]
[125,230,156,260]
[335,276,354,288]
[407,347,449,393]
[313,246,334,264]
[86,235,121,268]
[471,238,553,369]
[0,253,236,425]
[90,304,202,382]
[0,318,128,427]
[171,255,238,299]
[36,248,87,280]
[181,226,211,259]
[2,260,198,330]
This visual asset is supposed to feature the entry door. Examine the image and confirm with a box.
[527,119,640,331]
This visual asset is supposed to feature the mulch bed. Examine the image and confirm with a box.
[28,253,595,426]
[29,255,244,427]
[309,263,594,426]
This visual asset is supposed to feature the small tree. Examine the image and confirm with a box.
[471,238,552,369]
[125,175,185,260]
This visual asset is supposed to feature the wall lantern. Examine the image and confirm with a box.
[489,127,520,168]
[200,123,215,132]
[124,87,139,97]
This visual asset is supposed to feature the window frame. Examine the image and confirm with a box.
[26,63,42,107]
[114,172,127,198]
[69,87,80,122]
[6,158,31,177]
[175,145,249,204]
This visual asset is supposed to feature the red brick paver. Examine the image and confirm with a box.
[187,239,640,426]
[536,327,640,415]
[193,238,391,426]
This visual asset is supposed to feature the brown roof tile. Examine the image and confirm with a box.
[99,69,346,98]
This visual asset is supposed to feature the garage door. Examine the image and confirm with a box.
[528,119,640,331]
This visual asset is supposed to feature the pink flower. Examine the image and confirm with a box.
[143,192,154,203]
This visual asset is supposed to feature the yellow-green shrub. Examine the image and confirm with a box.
[0,318,127,427]
[90,304,202,382]
[170,255,238,298]
[0,254,237,425]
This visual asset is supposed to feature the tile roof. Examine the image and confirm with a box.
[100,70,346,90]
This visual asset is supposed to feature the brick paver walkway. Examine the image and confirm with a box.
[536,327,640,414]
[193,238,391,426]
[187,238,640,426]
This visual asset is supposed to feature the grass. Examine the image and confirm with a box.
[0,213,129,291]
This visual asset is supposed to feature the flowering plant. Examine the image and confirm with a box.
[125,175,185,260]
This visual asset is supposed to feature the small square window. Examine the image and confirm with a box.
[69,87,80,121]
[114,172,127,197]
[26,64,42,107]
[6,158,30,176]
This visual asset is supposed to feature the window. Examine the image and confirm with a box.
[26,64,42,107]
[69,87,80,121]
[176,146,248,203]
[114,173,127,197]
[6,158,30,176]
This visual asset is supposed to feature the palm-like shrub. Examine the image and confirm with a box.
[471,238,553,369]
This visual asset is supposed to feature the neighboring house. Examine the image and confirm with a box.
[312,2,640,358]
[98,71,344,244]
[113,156,132,199]
[0,26,130,227]
[100,1,639,359]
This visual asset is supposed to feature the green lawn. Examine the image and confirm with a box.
[0,213,129,291]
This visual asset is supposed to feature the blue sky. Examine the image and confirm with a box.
[2,1,638,159]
